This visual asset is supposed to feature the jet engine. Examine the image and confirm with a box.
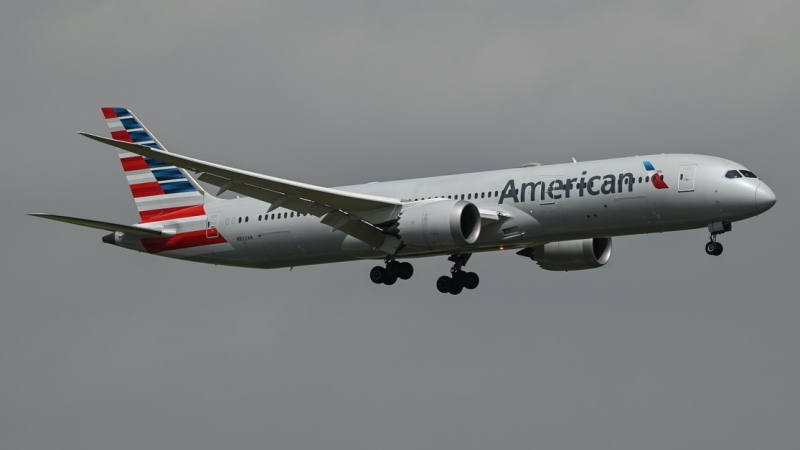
[396,200,481,251]
[519,237,612,271]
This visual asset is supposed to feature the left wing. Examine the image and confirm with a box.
[79,132,401,249]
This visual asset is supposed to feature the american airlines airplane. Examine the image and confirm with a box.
[31,108,777,294]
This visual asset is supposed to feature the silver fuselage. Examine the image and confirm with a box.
[113,153,775,268]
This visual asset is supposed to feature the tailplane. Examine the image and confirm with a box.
[102,107,207,221]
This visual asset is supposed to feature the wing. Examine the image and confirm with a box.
[28,213,167,237]
[79,132,402,249]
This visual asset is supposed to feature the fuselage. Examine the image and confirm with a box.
[107,153,776,269]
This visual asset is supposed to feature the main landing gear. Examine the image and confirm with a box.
[705,221,731,256]
[369,257,414,285]
[436,253,479,295]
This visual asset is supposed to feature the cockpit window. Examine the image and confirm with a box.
[740,170,757,178]
[725,170,743,179]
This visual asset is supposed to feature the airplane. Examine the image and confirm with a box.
[30,107,777,294]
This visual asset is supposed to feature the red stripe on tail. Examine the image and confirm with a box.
[141,230,227,253]
[130,181,164,198]
[139,205,207,223]
[120,155,150,172]
[111,130,133,142]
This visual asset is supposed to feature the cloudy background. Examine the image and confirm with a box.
[2,1,799,449]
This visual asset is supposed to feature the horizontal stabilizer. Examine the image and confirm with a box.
[28,213,165,237]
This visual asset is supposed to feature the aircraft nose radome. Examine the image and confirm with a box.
[755,182,777,213]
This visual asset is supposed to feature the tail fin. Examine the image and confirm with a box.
[101,107,206,221]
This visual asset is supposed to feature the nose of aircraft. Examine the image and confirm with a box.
[755,182,777,213]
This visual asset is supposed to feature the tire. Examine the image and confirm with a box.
[436,276,452,293]
[398,262,414,280]
[452,271,467,288]
[464,272,480,290]
[705,242,717,255]
[386,260,401,277]
[713,242,723,256]
[449,284,463,295]
[383,274,398,285]
[370,266,386,284]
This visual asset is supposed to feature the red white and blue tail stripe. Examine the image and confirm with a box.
[102,107,205,221]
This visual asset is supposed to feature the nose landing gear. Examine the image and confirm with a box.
[705,240,723,256]
[705,221,731,256]
[436,253,479,295]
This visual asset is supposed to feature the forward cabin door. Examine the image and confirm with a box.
[678,165,697,192]
[206,213,220,238]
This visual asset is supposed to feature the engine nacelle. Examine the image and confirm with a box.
[396,200,481,251]
[523,237,612,271]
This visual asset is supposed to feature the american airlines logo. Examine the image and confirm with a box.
[643,161,669,189]
[499,162,668,204]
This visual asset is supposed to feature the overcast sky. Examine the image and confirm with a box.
[2,1,799,449]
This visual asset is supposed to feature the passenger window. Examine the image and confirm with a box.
[238,217,242,223]
[741,170,757,178]
[494,191,499,197]
[481,192,485,198]
[725,170,743,179]
[468,193,471,199]
[290,212,294,218]
[245,216,249,222]
[645,176,649,182]
[638,177,642,183]
[258,215,262,221]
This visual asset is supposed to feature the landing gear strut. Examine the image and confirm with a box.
[369,256,414,286]
[705,221,730,256]
[436,253,480,295]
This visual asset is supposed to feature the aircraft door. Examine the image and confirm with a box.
[206,213,220,238]
[678,165,696,192]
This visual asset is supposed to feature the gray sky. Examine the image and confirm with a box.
[2,1,799,449]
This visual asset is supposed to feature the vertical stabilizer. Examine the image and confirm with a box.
[102,107,206,221]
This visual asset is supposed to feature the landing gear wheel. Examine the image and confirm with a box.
[705,241,723,256]
[383,274,398,285]
[452,271,468,288]
[398,262,414,280]
[464,272,480,290]
[370,266,387,284]
[436,276,452,293]
[386,260,401,277]
[449,283,463,295]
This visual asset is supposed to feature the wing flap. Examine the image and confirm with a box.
[29,213,165,237]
